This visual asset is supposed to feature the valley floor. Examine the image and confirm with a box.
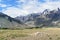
[0,28,60,40]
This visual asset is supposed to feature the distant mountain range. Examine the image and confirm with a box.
[0,12,25,29]
[0,8,60,29]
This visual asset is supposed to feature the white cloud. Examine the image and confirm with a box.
[3,0,60,17]
[39,2,60,10]
[3,7,30,18]
[0,4,7,7]
[17,0,60,12]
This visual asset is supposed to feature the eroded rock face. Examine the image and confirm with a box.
[15,8,60,28]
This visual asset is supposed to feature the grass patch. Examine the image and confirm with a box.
[0,28,60,40]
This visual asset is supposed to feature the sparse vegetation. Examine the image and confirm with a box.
[0,28,60,40]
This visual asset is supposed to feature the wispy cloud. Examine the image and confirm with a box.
[1,0,60,17]
[0,4,7,7]
[3,7,30,17]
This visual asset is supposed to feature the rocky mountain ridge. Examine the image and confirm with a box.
[0,8,60,29]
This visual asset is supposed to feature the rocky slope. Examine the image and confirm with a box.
[0,12,25,29]
[15,8,60,28]
[0,8,60,29]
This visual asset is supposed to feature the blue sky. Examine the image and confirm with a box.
[0,0,60,17]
